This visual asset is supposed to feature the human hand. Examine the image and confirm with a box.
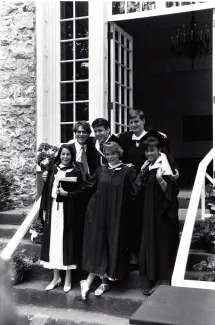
[170,169,179,180]
[57,184,68,197]
[141,160,150,172]
[42,171,48,182]
[156,167,164,182]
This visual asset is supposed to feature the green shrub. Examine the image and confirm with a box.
[0,173,14,211]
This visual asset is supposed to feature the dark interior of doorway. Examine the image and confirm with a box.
[114,9,213,188]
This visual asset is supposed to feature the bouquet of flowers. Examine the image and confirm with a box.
[37,142,59,172]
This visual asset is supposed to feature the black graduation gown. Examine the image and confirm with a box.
[81,164,137,280]
[118,130,178,173]
[139,168,179,281]
[40,162,86,266]
[118,130,179,256]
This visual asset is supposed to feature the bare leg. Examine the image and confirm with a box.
[86,273,96,288]
[53,269,60,282]
[64,270,72,293]
[65,270,71,287]
[80,273,96,300]
[45,269,61,291]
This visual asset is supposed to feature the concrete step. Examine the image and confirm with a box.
[130,285,215,325]
[0,224,31,240]
[178,208,204,221]
[178,190,192,209]
[13,278,144,318]
[0,207,32,225]
[0,238,41,257]
[17,304,129,325]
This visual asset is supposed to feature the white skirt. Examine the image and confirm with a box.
[40,199,77,270]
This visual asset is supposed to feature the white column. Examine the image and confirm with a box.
[89,0,108,123]
[213,9,215,176]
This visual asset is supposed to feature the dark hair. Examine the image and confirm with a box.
[129,110,145,121]
[142,136,161,150]
[92,118,110,130]
[73,121,92,135]
[54,144,75,165]
[103,141,124,158]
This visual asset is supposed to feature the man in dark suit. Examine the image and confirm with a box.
[68,121,98,177]
[91,118,121,166]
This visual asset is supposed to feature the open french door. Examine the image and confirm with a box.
[109,22,133,134]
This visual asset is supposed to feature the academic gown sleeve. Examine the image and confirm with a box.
[67,166,101,200]
[160,176,179,220]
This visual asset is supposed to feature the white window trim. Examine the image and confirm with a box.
[106,1,215,22]
[36,0,60,146]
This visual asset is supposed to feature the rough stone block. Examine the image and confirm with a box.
[23,2,35,12]
[0,3,18,16]
[22,85,35,98]
[16,12,34,30]
[0,86,13,99]
[12,47,34,59]
[13,98,35,106]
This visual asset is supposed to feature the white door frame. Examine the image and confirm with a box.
[109,22,133,134]
[89,0,215,123]
[106,1,215,22]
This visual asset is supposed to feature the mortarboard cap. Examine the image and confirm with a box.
[142,129,168,146]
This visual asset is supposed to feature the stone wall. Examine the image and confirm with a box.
[0,1,37,209]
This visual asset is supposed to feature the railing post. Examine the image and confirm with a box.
[0,198,41,261]
[201,178,206,220]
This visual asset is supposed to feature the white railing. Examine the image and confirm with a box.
[0,198,41,261]
[172,148,215,290]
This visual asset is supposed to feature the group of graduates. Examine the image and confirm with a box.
[39,109,180,298]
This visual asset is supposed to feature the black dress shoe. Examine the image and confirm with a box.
[142,290,151,296]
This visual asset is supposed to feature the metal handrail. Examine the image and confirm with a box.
[0,197,41,261]
[172,148,215,289]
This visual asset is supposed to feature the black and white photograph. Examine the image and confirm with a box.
[0,1,215,324]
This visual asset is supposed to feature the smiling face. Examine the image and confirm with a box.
[93,126,110,144]
[60,148,72,166]
[104,148,120,165]
[129,114,145,136]
[75,125,89,145]
[145,145,160,164]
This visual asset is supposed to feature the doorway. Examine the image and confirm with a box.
[109,9,213,187]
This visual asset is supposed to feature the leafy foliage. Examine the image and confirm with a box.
[37,143,59,172]
[0,172,14,211]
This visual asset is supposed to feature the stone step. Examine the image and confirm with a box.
[0,224,31,240]
[178,190,192,209]
[13,279,144,318]
[17,304,129,325]
[0,207,32,225]
[130,285,215,325]
[178,208,204,221]
[0,238,41,257]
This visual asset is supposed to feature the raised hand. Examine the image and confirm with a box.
[141,160,150,172]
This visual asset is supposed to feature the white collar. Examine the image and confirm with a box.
[132,130,147,141]
[75,141,86,150]
[148,153,173,175]
[108,162,122,169]
[95,135,111,156]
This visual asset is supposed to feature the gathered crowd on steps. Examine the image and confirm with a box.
[38,110,180,298]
